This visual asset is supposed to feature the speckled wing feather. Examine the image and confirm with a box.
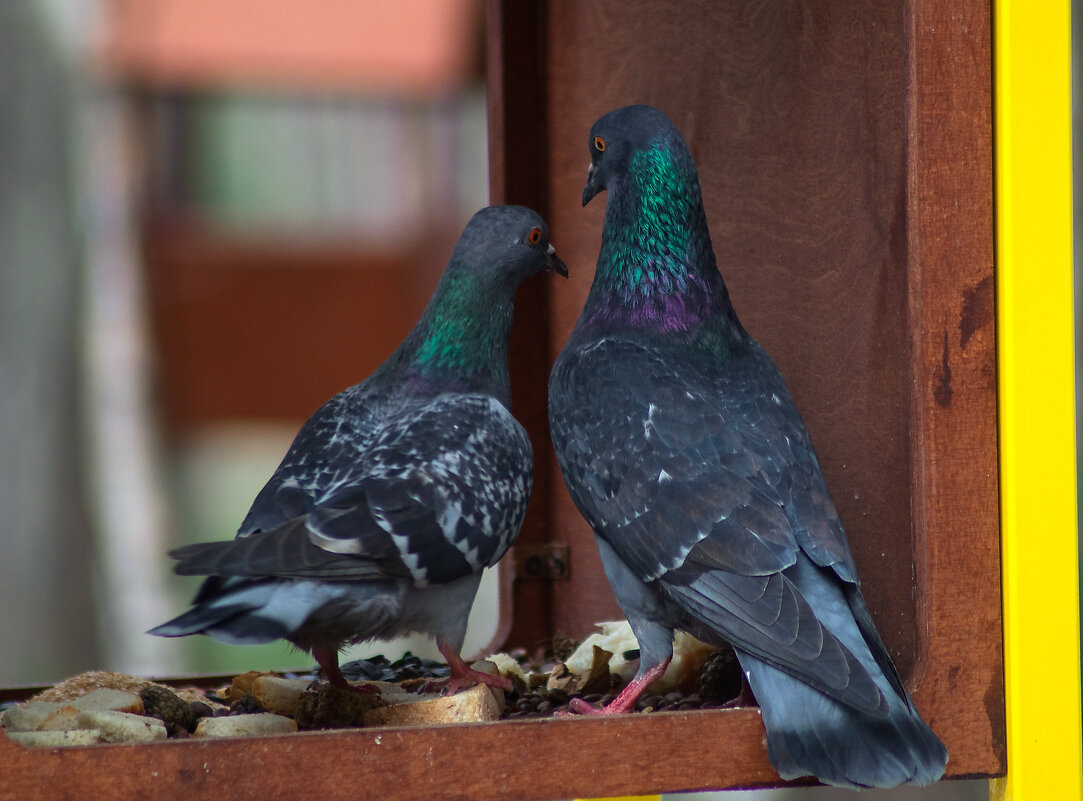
[171,393,532,588]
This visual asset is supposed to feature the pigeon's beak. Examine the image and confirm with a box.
[582,163,602,206]
[545,244,569,278]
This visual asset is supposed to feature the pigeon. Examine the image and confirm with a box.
[151,205,567,694]
[548,105,948,788]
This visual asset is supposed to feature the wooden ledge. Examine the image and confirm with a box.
[2,708,781,800]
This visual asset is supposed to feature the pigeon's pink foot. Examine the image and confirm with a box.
[562,697,604,716]
[564,659,671,715]
[435,639,513,694]
[313,646,378,694]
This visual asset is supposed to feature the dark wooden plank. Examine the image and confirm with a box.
[543,0,919,667]
[486,0,561,653]
[0,710,782,800]
[485,0,548,212]
[905,0,1005,777]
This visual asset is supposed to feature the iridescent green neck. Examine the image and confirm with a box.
[395,268,513,396]
[586,145,728,331]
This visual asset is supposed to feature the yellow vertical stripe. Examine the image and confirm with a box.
[993,1,1083,800]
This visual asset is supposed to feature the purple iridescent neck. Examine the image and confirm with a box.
[579,145,733,334]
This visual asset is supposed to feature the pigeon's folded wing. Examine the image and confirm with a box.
[550,337,883,710]
[552,337,857,578]
[171,394,532,588]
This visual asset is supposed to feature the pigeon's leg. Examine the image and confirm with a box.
[314,646,377,694]
[567,537,675,715]
[567,658,671,715]
[436,638,513,694]
[314,646,350,689]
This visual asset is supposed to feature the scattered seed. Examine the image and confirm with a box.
[546,688,570,705]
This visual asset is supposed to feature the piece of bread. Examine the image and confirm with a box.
[193,713,298,738]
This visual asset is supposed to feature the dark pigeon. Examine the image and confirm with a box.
[548,105,947,788]
[151,205,567,694]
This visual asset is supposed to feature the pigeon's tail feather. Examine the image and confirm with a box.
[148,577,300,645]
[738,555,947,788]
[743,650,948,788]
[665,552,946,787]
[148,604,290,645]
[148,576,402,649]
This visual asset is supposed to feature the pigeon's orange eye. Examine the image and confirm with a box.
[526,227,542,245]
[594,136,606,152]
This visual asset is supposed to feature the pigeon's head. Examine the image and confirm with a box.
[582,105,692,206]
[452,205,568,288]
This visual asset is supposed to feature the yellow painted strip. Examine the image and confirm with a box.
[992,1,1083,800]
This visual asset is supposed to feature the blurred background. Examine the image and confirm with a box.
[2,0,493,685]
[0,1,999,799]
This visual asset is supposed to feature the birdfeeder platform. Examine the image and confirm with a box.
[0,1,1011,798]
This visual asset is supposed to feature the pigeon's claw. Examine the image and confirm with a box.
[436,638,512,695]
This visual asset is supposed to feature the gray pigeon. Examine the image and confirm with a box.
[151,205,567,693]
[548,105,948,788]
